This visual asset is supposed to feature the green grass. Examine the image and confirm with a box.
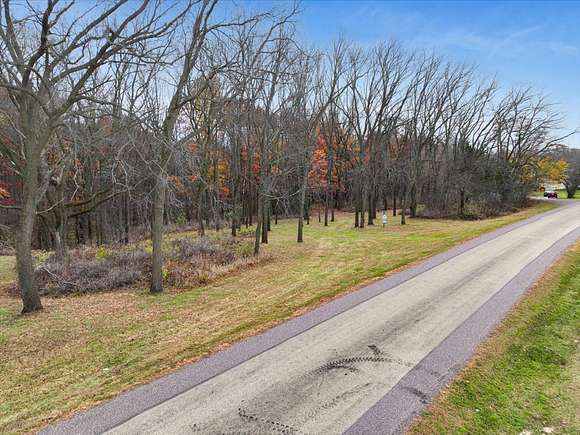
[531,188,580,199]
[0,201,557,434]
[410,242,580,435]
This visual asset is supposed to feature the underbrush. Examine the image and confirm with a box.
[420,200,527,220]
[35,248,148,296]
[30,235,256,296]
[164,237,265,288]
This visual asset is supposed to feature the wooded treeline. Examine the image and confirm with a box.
[0,0,572,312]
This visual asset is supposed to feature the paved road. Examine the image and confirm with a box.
[43,201,580,435]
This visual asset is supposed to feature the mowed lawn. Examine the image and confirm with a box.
[0,202,556,434]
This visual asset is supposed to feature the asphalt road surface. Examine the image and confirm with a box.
[43,200,580,435]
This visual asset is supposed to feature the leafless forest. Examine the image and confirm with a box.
[0,0,577,313]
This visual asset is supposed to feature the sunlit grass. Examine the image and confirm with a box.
[0,201,557,434]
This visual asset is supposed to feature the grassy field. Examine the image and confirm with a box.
[410,241,580,435]
[531,188,580,199]
[0,202,557,434]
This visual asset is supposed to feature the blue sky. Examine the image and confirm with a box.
[251,0,580,147]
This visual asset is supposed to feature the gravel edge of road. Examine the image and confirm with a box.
[40,202,576,435]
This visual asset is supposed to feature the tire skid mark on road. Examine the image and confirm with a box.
[226,243,529,434]
[98,206,580,435]
[237,408,306,435]
[299,382,373,428]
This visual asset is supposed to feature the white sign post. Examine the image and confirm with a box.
[382,210,387,228]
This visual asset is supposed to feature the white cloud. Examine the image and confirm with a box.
[413,25,578,60]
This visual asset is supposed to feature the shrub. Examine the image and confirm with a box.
[31,235,254,296]
[236,240,255,257]
[35,247,148,296]
[236,227,256,238]
[175,214,187,226]
[164,236,254,287]
[169,237,218,261]
[167,236,249,265]
[95,246,113,261]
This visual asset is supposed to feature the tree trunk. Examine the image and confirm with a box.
[400,186,408,225]
[360,189,366,229]
[197,187,205,237]
[54,215,68,263]
[244,196,249,228]
[16,227,42,313]
[231,217,237,236]
[87,213,93,245]
[261,199,268,244]
[297,161,310,242]
[254,192,262,255]
[324,186,330,226]
[564,183,577,199]
[297,195,306,243]
[98,202,107,245]
[367,192,374,225]
[124,192,130,244]
[150,176,166,294]
[409,184,417,218]
[16,156,43,313]
[231,185,239,236]
[75,217,81,245]
[249,194,253,226]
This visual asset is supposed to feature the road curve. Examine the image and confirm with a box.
[42,201,580,435]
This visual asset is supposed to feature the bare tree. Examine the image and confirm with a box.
[0,2,571,312]
[0,0,187,312]
[292,42,346,242]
